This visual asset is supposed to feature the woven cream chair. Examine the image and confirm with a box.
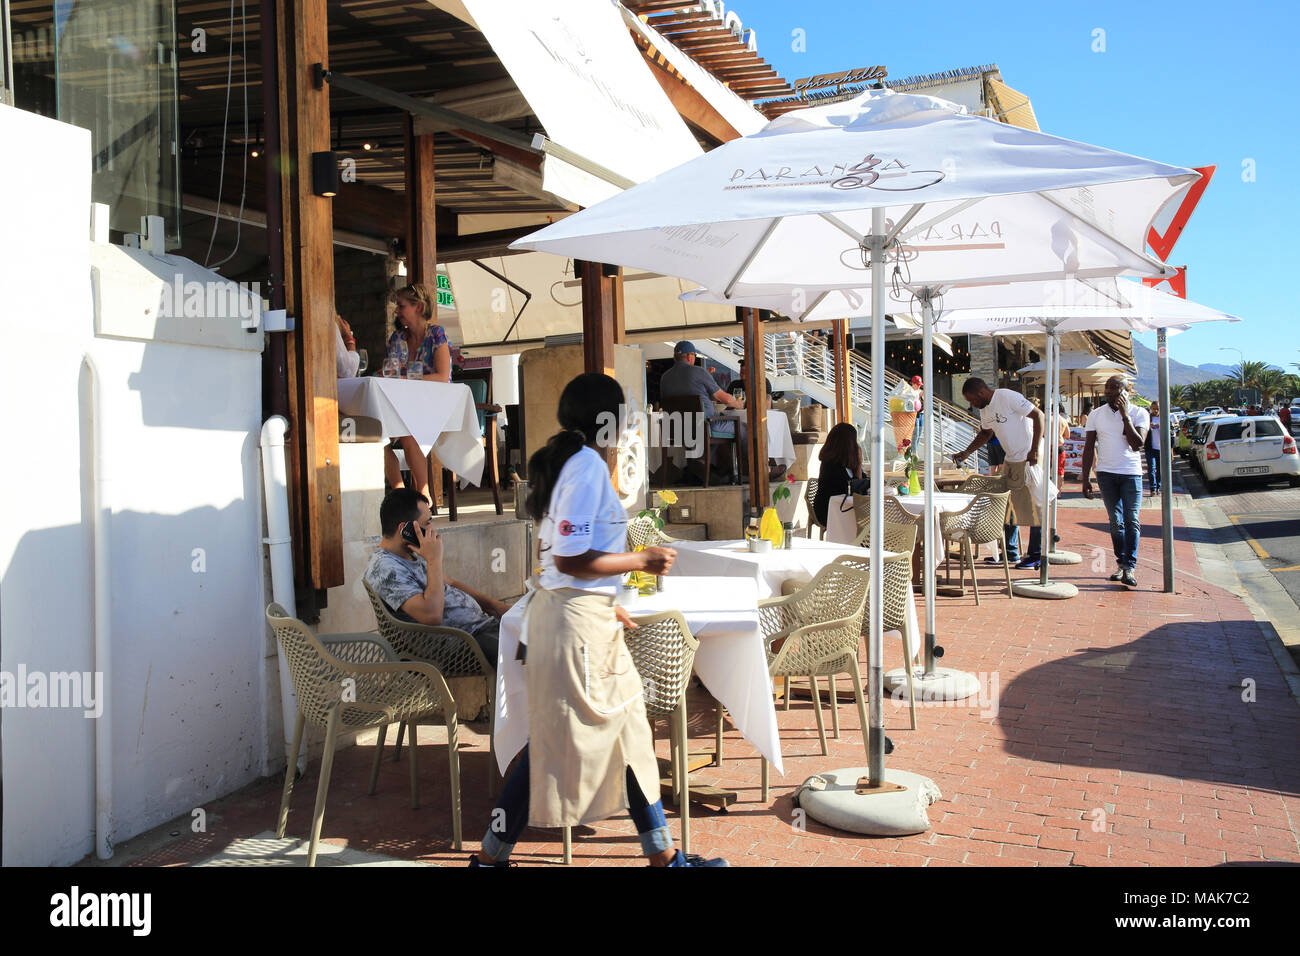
[804,477,824,539]
[622,610,700,854]
[940,491,1014,605]
[852,494,923,555]
[757,563,871,801]
[958,474,1007,494]
[829,548,919,730]
[266,603,462,865]
[363,580,497,794]
[626,514,678,550]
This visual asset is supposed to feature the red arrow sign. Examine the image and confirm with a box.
[1143,266,1186,299]
[1146,165,1215,261]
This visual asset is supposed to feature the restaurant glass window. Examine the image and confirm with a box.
[8,0,181,246]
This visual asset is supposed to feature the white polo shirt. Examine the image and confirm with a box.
[538,446,628,593]
[1086,404,1150,476]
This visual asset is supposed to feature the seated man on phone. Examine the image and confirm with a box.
[363,488,511,664]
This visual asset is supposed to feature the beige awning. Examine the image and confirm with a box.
[443,0,704,208]
[444,252,739,352]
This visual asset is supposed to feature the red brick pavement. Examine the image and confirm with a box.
[132,499,1300,868]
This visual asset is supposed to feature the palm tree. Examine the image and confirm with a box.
[1230,361,1270,388]
[1257,368,1290,407]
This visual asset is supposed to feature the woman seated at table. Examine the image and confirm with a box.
[813,422,865,528]
[382,282,452,503]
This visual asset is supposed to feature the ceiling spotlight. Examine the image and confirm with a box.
[251,149,260,158]
[362,142,373,151]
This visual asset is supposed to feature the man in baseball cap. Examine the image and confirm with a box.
[660,340,744,482]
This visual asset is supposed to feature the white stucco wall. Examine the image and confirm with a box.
[0,105,97,867]
[0,105,269,865]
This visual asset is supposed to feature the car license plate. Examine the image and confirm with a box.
[1235,466,1269,475]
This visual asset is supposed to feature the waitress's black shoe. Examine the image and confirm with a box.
[667,850,729,867]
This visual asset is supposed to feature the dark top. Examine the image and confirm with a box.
[813,457,855,527]
[661,359,723,419]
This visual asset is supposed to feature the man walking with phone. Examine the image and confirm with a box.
[1080,376,1150,588]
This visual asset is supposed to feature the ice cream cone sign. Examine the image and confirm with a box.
[888,378,921,452]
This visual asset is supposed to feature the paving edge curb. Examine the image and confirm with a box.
[1181,490,1300,707]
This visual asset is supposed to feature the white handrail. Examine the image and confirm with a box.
[709,330,985,466]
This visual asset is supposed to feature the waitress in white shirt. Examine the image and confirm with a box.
[471,373,726,868]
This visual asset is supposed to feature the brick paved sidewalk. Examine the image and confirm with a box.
[99,498,1300,868]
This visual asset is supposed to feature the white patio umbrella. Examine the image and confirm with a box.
[510,89,1198,818]
[1017,352,1130,420]
[929,281,1240,599]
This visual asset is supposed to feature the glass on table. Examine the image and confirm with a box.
[407,360,424,380]
[382,357,398,378]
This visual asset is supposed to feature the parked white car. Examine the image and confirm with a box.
[1200,416,1300,489]
[1190,415,1234,473]
[1202,406,1225,416]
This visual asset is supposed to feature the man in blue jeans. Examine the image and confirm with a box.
[1080,376,1150,588]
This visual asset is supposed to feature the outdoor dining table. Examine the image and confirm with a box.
[825,490,975,559]
[718,409,796,468]
[646,407,796,474]
[668,537,919,662]
[493,575,782,777]
[336,376,485,485]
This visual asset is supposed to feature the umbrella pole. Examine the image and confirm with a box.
[1015,327,1078,600]
[831,208,938,834]
[1043,333,1080,572]
[867,209,886,787]
[884,292,979,702]
[1157,328,1175,592]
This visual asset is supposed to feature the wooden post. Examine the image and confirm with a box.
[279,0,342,593]
[404,119,445,507]
[579,260,622,378]
[741,307,769,509]
[578,260,624,470]
[406,120,438,288]
[833,319,851,424]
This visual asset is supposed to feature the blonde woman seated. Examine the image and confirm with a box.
[382,282,452,502]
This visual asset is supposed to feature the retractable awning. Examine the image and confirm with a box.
[447,0,705,208]
[443,252,738,351]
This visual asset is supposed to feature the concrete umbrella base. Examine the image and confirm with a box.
[883,665,981,702]
[795,768,942,836]
[1012,580,1079,599]
[1046,550,1082,565]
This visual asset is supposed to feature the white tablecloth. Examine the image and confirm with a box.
[336,377,485,485]
[493,576,782,775]
[646,409,795,473]
[669,537,918,662]
[826,491,975,560]
[719,409,796,468]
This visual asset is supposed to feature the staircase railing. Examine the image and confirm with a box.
[707,330,986,467]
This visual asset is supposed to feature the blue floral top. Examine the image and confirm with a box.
[387,323,448,373]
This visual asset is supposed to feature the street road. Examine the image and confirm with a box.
[1173,455,1300,607]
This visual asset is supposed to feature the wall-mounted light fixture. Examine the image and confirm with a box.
[312,150,338,197]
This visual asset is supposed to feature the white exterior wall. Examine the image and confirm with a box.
[0,105,98,867]
[0,105,270,865]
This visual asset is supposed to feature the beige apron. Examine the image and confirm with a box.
[524,586,661,828]
[1001,460,1039,527]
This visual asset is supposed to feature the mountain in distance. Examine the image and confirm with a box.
[1197,362,1235,377]
[1132,340,1220,400]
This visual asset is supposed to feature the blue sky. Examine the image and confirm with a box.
[733,0,1299,372]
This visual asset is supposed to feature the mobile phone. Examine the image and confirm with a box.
[401,521,421,549]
